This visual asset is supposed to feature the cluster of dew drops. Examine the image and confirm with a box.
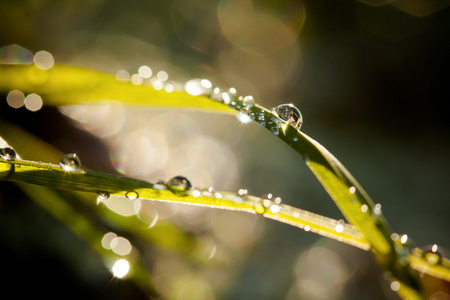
[117,66,304,133]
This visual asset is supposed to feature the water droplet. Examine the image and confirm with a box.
[125,191,139,200]
[157,71,169,82]
[131,73,143,85]
[390,281,400,291]
[138,65,152,78]
[0,44,33,64]
[424,244,445,265]
[167,176,192,193]
[191,189,201,197]
[373,203,382,215]
[34,50,54,70]
[269,204,281,213]
[400,234,408,244]
[272,103,303,129]
[112,259,130,278]
[236,109,253,124]
[335,224,344,233]
[304,225,311,231]
[391,233,399,241]
[349,186,356,194]
[232,195,243,204]
[335,219,345,233]
[242,96,255,109]
[238,189,248,196]
[116,70,130,81]
[185,78,213,96]
[153,181,167,190]
[97,192,110,204]
[361,204,368,213]
[254,204,265,214]
[0,147,17,161]
[59,153,81,171]
[7,90,25,108]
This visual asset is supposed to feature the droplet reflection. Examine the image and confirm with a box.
[59,153,81,171]
[0,147,17,161]
[167,176,192,194]
[272,103,303,129]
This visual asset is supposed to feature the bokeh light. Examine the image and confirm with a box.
[6,90,25,109]
[33,50,54,70]
[112,259,130,278]
[24,93,43,112]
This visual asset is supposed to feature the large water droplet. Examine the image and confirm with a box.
[167,176,192,193]
[97,192,110,203]
[185,78,213,96]
[0,147,17,161]
[125,191,139,200]
[59,153,81,171]
[272,103,303,129]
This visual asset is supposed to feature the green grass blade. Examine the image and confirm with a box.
[0,157,369,250]
[17,182,158,296]
[0,64,233,112]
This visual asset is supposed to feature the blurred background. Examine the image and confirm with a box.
[0,0,449,299]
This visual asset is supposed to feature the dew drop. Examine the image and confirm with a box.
[304,225,311,231]
[232,195,243,204]
[269,204,281,214]
[390,281,400,292]
[272,103,303,129]
[424,244,444,265]
[116,70,130,81]
[157,71,169,82]
[335,224,344,233]
[254,204,265,214]
[167,176,192,193]
[97,192,110,203]
[400,234,408,244]
[361,204,368,213]
[138,65,152,78]
[242,96,255,109]
[238,189,248,196]
[125,191,139,200]
[0,147,17,161]
[153,181,167,190]
[185,78,213,96]
[373,203,382,215]
[191,189,201,197]
[349,186,356,194]
[236,109,252,124]
[59,153,81,171]
[391,233,399,241]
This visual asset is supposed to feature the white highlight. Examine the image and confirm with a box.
[112,259,130,278]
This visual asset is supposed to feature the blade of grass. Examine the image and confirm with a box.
[17,182,158,297]
[0,64,233,112]
[0,157,369,250]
